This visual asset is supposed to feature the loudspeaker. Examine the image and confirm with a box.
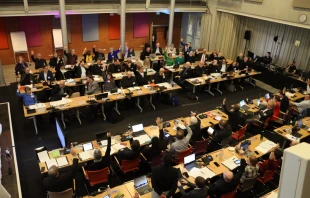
[244,30,251,40]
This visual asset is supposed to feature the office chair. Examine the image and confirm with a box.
[232,124,248,141]
[82,167,109,186]
[114,155,140,173]
[220,186,238,198]
[47,188,73,198]
[193,138,208,155]
[175,146,193,164]
[238,176,257,192]
[258,170,275,185]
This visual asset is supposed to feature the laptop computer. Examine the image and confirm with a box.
[221,73,228,78]
[257,99,266,110]
[132,123,147,137]
[240,100,250,111]
[184,153,200,171]
[134,175,153,196]
[96,131,108,144]
[83,142,93,151]
[150,53,156,59]
[95,93,108,100]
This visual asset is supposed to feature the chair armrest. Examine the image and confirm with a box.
[82,166,87,178]
[188,144,192,147]
[202,137,205,140]
[238,124,244,128]
[73,179,76,192]
[253,119,263,124]
[140,153,147,161]
[114,156,121,169]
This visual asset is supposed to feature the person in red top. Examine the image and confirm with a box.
[258,144,283,174]
[270,95,281,121]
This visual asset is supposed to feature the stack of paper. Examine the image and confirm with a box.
[100,139,117,146]
[113,143,126,151]
[94,77,101,81]
[28,103,46,110]
[46,159,58,169]
[285,134,300,141]
[255,140,277,154]
[267,192,278,198]
[133,134,151,144]
[188,167,216,179]
[101,146,117,155]
[56,156,69,167]
[37,151,50,163]
[79,150,94,161]
[221,156,240,170]
[113,73,124,78]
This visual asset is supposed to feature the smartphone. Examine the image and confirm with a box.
[103,195,110,198]
[183,172,189,178]
[254,151,259,155]
[214,162,220,167]
[40,167,45,172]
[234,160,240,165]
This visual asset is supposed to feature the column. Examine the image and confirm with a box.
[120,0,126,53]
[59,0,68,49]
[167,0,175,46]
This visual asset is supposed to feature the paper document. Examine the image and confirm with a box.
[207,127,214,134]
[221,156,240,170]
[56,156,68,167]
[79,151,94,161]
[100,139,117,146]
[46,159,58,169]
[113,73,124,78]
[188,167,216,179]
[101,146,117,155]
[285,134,300,141]
[267,192,278,198]
[255,140,277,154]
[37,150,50,163]
[113,143,126,151]
[28,103,46,110]
[133,134,151,144]
[178,124,186,130]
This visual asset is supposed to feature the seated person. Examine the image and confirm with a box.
[246,100,275,128]
[90,60,103,75]
[258,144,282,174]
[50,80,73,101]
[85,75,100,95]
[125,47,135,58]
[121,71,137,88]
[20,67,37,85]
[215,52,225,62]
[82,48,95,64]
[163,49,175,66]
[154,68,168,84]
[167,120,193,156]
[186,51,196,64]
[167,43,176,55]
[285,61,296,74]
[102,65,117,92]
[208,50,218,61]
[196,49,208,63]
[140,47,151,61]
[226,62,236,73]
[15,56,28,76]
[152,42,163,55]
[222,98,243,132]
[189,113,202,145]
[74,61,88,78]
[238,57,251,70]
[271,95,281,120]
[175,52,185,66]
[207,158,246,197]
[50,54,65,80]
[16,85,38,106]
[240,154,259,183]
[207,120,232,152]
[290,94,310,114]
[117,140,140,162]
[236,53,244,64]
[218,59,227,73]
[278,87,289,113]
[43,148,79,192]
[262,52,272,64]
[107,59,122,73]
[38,66,55,83]
[107,46,121,62]
[85,132,112,171]
[124,60,136,72]
[134,66,148,86]
[178,176,208,198]
[208,60,219,73]
[175,62,193,88]
[64,46,78,65]
[31,50,48,69]
[93,45,105,61]
[194,62,207,77]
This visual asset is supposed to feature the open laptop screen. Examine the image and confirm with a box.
[132,124,143,132]
[184,153,195,165]
[239,100,245,107]
[83,142,93,151]
[265,93,270,100]
[134,175,148,188]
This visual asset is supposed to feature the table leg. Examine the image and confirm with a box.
[33,116,38,135]
[247,77,256,87]
[170,72,174,82]
[205,84,214,96]
[214,82,222,95]
[136,97,143,113]
[114,101,121,115]
[150,95,156,110]
[61,111,66,129]
[101,103,106,120]
[193,86,196,94]
[76,109,82,125]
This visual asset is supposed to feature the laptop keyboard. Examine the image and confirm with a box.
[242,105,250,111]
[133,131,146,137]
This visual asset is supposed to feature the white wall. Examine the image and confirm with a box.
[216,0,310,26]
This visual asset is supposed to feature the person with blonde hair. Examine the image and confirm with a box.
[240,155,259,183]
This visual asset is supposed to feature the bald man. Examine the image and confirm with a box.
[43,148,79,192]
[207,158,246,197]
[120,71,136,88]
[154,68,168,84]
[50,80,73,101]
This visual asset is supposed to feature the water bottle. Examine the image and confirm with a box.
[218,149,224,161]
[128,123,131,131]
[107,185,111,197]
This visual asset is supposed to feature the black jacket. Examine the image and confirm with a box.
[64,50,78,65]
[120,76,136,88]
[154,72,168,84]
[179,67,193,80]
[280,96,289,113]
[93,48,105,61]
[142,129,166,161]
[107,64,122,74]
[208,159,246,197]
[178,182,208,198]
[226,65,234,73]
[134,70,148,86]
[208,53,218,61]
[211,124,232,144]
[85,137,111,171]
[15,62,28,75]
[38,71,55,82]
[51,84,73,101]
[43,158,79,192]
[118,147,140,162]
[152,47,163,55]
[74,65,88,78]
[238,60,252,70]
[140,50,151,61]
[90,64,102,75]
[20,73,37,85]
[259,109,274,124]
[31,55,47,69]
[49,58,64,70]
[190,118,202,144]
[186,55,195,64]
[194,66,207,77]
[222,104,243,132]
[124,64,136,72]
[151,164,178,198]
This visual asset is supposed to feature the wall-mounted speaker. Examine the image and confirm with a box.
[244,30,251,40]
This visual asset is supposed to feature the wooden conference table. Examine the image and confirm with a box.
[24,83,181,134]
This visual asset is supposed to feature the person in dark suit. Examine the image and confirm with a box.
[178,176,208,198]
[226,62,236,73]
[151,152,178,198]
[246,100,275,130]
[134,66,148,86]
[180,38,192,54]
[120,71,137,88]
[124,60,136,72]
[215,52,225,62]
[285,61,297,74]
[15,56,28,76]
[207,158,246,197]
[125,47,135,58]
[50,53,65,80]
[85,132,112,171]
[117,140,140,162]
[93,45,105,61]
[262,52,272,65]
[50,80,73,101]
[64,46,78,65]
[207,120,232,152]
[189,114,202,145]
[43,148,79,192]
[222,98,244,132]
[238,57,252,70]
[186,51,196,64]
[194,62,207,77]
[31,51,47,69]
[218,59,228,73]
[74,61,88,78]
[236,53,244,64]
[175,62,193,88]
[208,50,218,61]
[107,59,122,74]
[208,60,219,74]
[38,66,55,83]
[196,49,208,63]
[91,60,103,75]
[279,87,289,112]
[154,68,168,84]
[20,67,37,85]
[140,47,151,61]
[152,42,163,55]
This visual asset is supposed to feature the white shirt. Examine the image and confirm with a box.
[44,72,48,81]
[140,72,144,78]
[155,48,160,54]
[307,85,310,94]
[81,66,86,78]
[220,64,226,72]
[201,54,206,62]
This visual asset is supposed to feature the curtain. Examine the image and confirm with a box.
[211,12,310,70]
[200,13,213,50]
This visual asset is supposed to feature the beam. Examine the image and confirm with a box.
[59,0,68,50]
[167,0,175,46]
